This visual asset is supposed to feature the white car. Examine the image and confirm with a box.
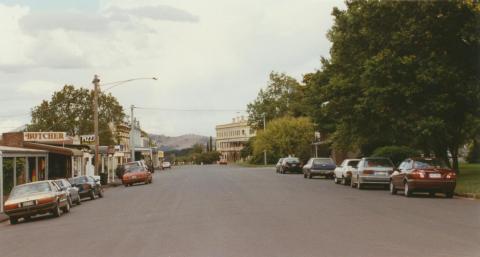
[333,159,360,185]
[162,161,172,169]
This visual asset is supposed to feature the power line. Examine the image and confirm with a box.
[134,107,246,112]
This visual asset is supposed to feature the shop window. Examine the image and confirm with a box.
[28,157,37,182]
[16,157,27,186]
[3,157,14,201]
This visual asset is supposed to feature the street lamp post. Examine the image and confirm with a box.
[92,75,100,175]
[92,75,158,174]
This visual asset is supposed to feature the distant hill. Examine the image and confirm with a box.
[149,134,209,151]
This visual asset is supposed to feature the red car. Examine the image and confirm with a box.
[122,165,153,187]
[390,158,456,198]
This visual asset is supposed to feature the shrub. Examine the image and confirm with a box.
[372,146,420,166]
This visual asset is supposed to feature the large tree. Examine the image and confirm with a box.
[311,0,480,171]
[247,72,307,129]
[253,116,315,163]
[29,85,125,145]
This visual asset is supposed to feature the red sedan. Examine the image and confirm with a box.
[390,158,456,198]
[122,166,153,187]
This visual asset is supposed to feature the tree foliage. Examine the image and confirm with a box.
[247,72,307,129]
[253,116,315,164]
[372,146,420,166]
[305,1,480,171]
[29,85,125,145]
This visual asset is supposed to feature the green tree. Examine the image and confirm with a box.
[314,1,480,171]
[247,72,307,129]
[253,116,315,163]
[29,85,125,145]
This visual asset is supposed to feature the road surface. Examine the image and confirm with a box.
[1,165,479,257]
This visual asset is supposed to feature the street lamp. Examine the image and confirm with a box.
[263,112,267,166]
[92,75,158,175]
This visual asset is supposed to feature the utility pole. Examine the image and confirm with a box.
[92,75,100,175]
[130,105,135,162]
[263,113,267,166]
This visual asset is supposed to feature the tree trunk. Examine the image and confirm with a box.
[451,147,460,174]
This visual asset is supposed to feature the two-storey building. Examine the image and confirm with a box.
[215,117,256,162]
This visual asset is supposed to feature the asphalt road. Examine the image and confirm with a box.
[0,165,479,257]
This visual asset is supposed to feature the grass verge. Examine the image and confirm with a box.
[456,163,480,198]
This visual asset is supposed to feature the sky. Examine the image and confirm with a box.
[0,0,344,137]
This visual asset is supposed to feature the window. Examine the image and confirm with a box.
[16,157,27,186]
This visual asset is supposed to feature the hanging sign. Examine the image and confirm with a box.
[80,135,96,144]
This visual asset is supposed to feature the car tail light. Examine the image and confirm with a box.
[411,171,426,179]
[4,203,20,211]
[83,184,90,190]
[362,170,374,175]
[37,197,56,205]
[446,172,456,179]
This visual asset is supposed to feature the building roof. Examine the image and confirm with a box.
[24,142,79,156]
[0,146,47,154]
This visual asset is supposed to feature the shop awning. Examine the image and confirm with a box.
[0,146,47,156]
[24,142,76,156]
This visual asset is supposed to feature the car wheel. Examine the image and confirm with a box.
[76,197,82,205]
[390,181,397,195]
[429,191,436,197]
[350,178,356,188]
[445,191,454,198]
[89,190,95,200]
[62,201,71,213]
[98,189,104,198]
[9,217,18,225]
[67,196,73,207]
[52,203,61,217]
[404,181,412,197]
[308,173,313,179]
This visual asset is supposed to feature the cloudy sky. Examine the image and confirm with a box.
[0,0,344,137]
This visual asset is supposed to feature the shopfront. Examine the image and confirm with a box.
[0,146,48,213]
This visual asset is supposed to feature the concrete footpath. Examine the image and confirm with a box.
[0,213,7,223]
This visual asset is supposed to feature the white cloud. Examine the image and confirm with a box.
[0,0,344,136]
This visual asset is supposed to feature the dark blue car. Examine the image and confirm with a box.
[303,158,336,179]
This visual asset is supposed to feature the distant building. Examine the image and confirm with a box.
[215,116,256,162]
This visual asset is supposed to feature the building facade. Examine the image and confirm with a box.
[215,117,256,162]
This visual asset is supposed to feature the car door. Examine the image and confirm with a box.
[392,161,405,187]
[335,160,346,178]
[303,159,311,173]
[396,159,412,189]
[352,159,363,183]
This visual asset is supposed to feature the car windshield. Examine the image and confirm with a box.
[10,182,51,198]
[126,166,145,173]
[313,159,334,165]
[54,180,64,187]
[124,163,140,170]
[414,159,449,169]
[365,159,393,168]
[285,158,299,163]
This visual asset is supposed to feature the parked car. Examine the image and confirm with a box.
[54,179,81,206]
[351,157,394,189]
[390,157,456,198]
[275,158,285,173]
[3,181,70,224]
[219,159,228,165]
[333,159,360,185]
[69,176,103,200]
[303,157,336,179]
[279,157,302,174]
[123,165,153,186]
[162,161,172,169]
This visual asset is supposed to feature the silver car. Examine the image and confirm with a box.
[350,157,394,189]
[54,179,81,206]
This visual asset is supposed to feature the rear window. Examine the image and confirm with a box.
[414,159,449,169]
[284,158,299,163]
[126,166,144,173]
[347,160,359,167]
[313,158,334,165]
[10,182,51,198]
[71,177,87,184]
[365,159,393,168]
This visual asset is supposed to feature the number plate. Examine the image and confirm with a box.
[132,176,137,179]
[22,201,35,207]
[429,173,441,178]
